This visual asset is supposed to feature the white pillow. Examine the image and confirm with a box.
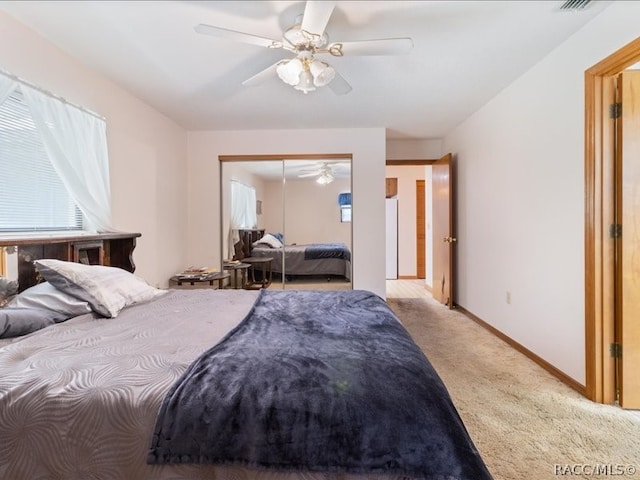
[35,259,167,318]
[7,281,92,317]
[253,233,283,249]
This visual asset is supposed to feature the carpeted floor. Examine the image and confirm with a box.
[387,295,640,480]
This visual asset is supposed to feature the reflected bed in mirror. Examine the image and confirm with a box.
[241,231,351,286]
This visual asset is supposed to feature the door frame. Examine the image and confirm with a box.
[584,36,640,403]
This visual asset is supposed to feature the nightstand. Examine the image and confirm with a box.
[222,263,251,289]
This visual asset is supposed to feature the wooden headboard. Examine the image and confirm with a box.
[236,229,265,259]
[0,232,141,293]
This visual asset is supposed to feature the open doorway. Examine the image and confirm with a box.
[385,160,432,299]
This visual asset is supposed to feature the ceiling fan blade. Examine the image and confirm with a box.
[194,24,283,49]
[301,1,336,36]
[328,38,413,57]
[241,62,280,87]
[328,72,352,96]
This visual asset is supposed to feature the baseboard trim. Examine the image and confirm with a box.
[398,275,418,279]
[455,305,586,396]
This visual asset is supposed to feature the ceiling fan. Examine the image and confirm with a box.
[194,1,413,95]
[297,162,348,184]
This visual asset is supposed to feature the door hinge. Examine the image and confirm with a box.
[609,223,622,239]
[610,342,622,358]
[609,102,622,119]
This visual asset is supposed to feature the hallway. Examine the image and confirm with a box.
[386,279,431,299]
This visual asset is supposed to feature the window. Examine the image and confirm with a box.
[0,90,82,232]
[340,205,352,223]
[230,181,257,229]
[338,192,351,223]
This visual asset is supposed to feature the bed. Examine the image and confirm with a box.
[250,243,351,280]
[0,259,492,480]
[243,232,351,281]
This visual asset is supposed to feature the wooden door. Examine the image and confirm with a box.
[617,70,640,409]
[432,153,455,307]
[416,180,426,279]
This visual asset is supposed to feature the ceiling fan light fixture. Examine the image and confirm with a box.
[276,58,303,86]
[310,60,335,87]
[195,2,413,97]
[294,70,316,94]
[316,172,334,185]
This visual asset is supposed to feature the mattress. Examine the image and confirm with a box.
[0,288,490,479]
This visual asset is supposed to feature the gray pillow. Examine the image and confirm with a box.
[0,276,18,307]
[0,307,66,338]
[35,259,167,318]
[7,281,92,316]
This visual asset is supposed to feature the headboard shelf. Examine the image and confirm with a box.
[0,232,140,247]
[0,232,141,293]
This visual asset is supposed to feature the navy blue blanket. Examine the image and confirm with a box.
[147,290,492,479]
[304,243,351,261]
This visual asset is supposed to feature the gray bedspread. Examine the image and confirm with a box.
[148,290,492,480]
[303,243,351,261]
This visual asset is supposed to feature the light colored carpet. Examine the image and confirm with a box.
[387,295,640,480]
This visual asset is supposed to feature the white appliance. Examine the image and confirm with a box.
[385,198,398,279]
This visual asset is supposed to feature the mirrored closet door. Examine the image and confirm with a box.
[220,155,352,290]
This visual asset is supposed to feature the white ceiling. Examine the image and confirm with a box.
[0,0,612,140]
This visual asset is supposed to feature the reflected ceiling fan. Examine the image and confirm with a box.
[297,162,347,184]
[194,1,413,95]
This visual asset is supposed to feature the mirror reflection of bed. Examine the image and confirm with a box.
[220,156,352,291]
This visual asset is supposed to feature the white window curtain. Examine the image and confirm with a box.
[229,181,257,258]
[231,181,257,230]
[20,84,113,232]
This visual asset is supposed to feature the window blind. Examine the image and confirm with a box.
[0,90,82,232]
[338,192,351,206]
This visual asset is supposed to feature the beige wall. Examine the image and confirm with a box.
[387,139,442,160]
[443,1,640,384]
[0,11,188,288]
[187,128,386,298]
[262,179,283,236]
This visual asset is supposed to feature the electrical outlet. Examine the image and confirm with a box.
[506,291,511,304]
